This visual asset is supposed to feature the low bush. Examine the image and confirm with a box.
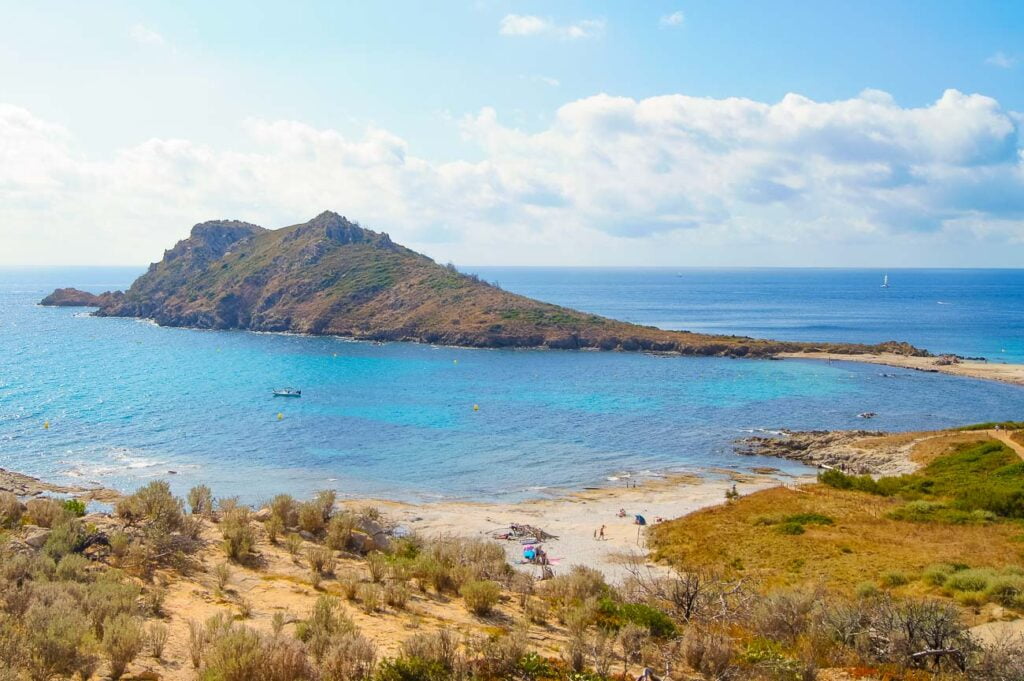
[460,580,500,616]
[375,656,449,681]
[320,631,377,681]
[986,575,1024,607]
[307,546,335,576]
[945,568,995,593]
[326,513,356,551]
[264,515,284,544]
[148,622,168,659]
[102,614,144,680]
[384,581,409,610]
[61,498,86,518]
[26,498,67,528]
[358,584,381,613]
[43,519,86,560]
[922,563,957,586]
[880,571,911,588]
[285,533,303,557]
[270,494,298,528]
[298,501,326,535]
[0,492,22,529]
[187,485,214,516]
[55,553,90,582]
[221,508,255,561]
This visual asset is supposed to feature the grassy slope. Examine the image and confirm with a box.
[650,436,1024,601]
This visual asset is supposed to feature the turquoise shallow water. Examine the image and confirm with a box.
[1,267,1022,503]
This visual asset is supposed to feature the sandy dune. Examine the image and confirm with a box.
[781,351,1024,387]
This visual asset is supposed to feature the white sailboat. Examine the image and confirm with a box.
[881,273,890,288]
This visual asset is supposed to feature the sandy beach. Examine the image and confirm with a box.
[782,351,1024,387]
[341,470,808,583]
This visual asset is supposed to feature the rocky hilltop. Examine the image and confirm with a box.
[42,210,927,357]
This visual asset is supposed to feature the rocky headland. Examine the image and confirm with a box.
[41,210,926,359]
[735,429,920,476]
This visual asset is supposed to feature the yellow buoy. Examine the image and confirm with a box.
[277,413,283,420]
[473,404,479,411]
[43,421,50,430]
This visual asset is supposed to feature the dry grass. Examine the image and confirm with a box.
[650,483,1024,595]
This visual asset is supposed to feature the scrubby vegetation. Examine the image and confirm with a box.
[820,440,1024,520]
[3,444,1024,681]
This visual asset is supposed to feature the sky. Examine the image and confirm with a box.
[1,1,1023,267]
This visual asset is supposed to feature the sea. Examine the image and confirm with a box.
[1,266,1022,503]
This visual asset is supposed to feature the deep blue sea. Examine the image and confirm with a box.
[1,266,1022,503]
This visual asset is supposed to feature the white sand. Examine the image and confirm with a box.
[343,470,811,583]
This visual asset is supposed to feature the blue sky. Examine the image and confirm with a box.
[1,1,1022,266]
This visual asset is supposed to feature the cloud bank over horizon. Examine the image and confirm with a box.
[2,88,1022,267]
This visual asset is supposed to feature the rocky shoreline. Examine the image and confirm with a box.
[0,467,120,503]
[735,429,922,476]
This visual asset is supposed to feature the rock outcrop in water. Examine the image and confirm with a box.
[40,210,929,357]
[40,288,122,307]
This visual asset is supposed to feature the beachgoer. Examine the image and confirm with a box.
[599,524,606,540]
[617,508,627,518]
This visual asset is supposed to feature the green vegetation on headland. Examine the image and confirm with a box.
[819,439,1024,522]
[41,210,927,358]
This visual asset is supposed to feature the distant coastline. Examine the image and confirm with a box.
[782,351,1024,388]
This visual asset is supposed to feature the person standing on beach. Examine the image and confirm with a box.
[599,524,606,540]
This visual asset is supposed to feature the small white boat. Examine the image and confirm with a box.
[273,388,302,397]
[881,274,890,288]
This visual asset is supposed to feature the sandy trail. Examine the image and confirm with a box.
[342,470,808,584]
[779,352,1024,387]
[987,429,1024,460]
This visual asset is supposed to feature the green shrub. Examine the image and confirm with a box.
[945,568,995,593]
[321,632,377,681]
[109,531,130,558]
[783,513,833,526]
[596,598,676,638]
[187,485,214,516]
[460,580,500,616]
[298,501,326,535]
[307,546,335,576]
[264,515,284,544]
[776,522,805,535]
[375,656,449,681]
[44,519,86,560]
[0,492,22,528]
[285,533,303,557]
[880,571,911,588]
[221,508,255,561]
[855,582,880,599]
[26,498,68,528]
[358,584,381,614]
[85,579,141,638]
[102,614,144,679]
[367,552,388,583]
[55,553,90,582]
[61,498,87,518]
[986,575,1024,607]
[923,563,956,586]
[270,494,298,528]
[326,513,356,551]
[199,624,264,681]
[115,481,184,530]
[148,622,169,659]
[24,598,97,681]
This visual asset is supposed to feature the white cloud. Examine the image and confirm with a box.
[1,89,1023,266]
[660,11,685,27]
[129,23,166,46]
[986,51,1017,68]
[499,14,605,40]
[521,74,560,87]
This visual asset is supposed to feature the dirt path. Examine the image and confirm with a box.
[987,429,1024,460]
